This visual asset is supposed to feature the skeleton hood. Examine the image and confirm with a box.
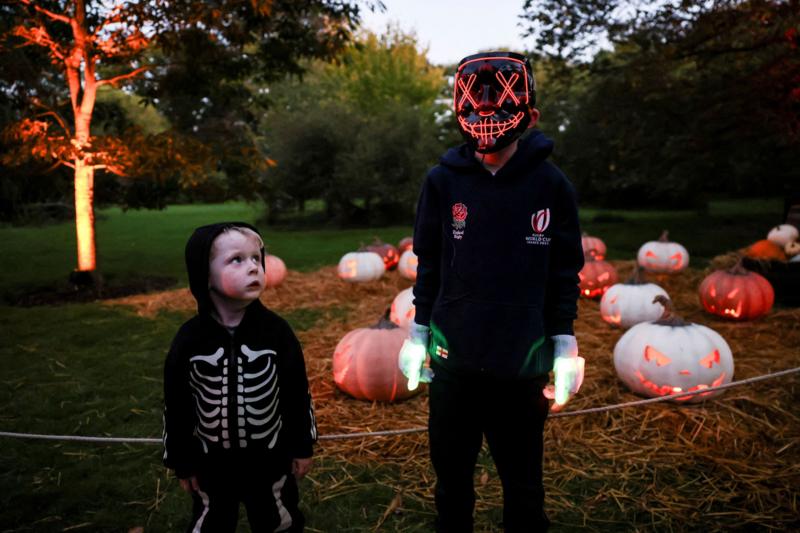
[185,221,265,315]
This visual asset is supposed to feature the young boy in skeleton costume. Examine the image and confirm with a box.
[399,52,585,531]
[163,222,316,532]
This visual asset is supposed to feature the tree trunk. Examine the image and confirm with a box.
[73,157,96,272]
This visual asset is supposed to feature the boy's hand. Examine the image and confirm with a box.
[543,335,585,412]
[292,457,313,479]
[179,476,199,493]
[398,321,432,391]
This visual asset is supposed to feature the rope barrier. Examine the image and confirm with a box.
[2,366,798,444]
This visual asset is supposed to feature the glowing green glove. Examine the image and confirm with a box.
[398,321,433,391]
[544,335,585,411]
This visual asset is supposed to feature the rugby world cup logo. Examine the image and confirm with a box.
[452,203,468,230]
[531,208,550,234]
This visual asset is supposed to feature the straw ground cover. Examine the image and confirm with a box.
[2,258,797,532]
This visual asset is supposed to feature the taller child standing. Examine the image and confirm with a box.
[163,222,317,532]
[400,52,585,532]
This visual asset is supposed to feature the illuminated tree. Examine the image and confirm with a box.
[1,0,368,278]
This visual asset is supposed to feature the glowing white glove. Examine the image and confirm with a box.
[543,335,585,411]
[398,321,433,391]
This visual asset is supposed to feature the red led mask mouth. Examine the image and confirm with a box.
[454,52,536,154]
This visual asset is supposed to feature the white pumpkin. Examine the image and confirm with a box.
[637,230,689,273]
[398,249,418,281]
[767,224,799,247]
[790,254,800,263]
[613,297,734,403]
[600,268,668,328]
[389,287,416,328]
[263,254,287,288]
[337,251,385,282]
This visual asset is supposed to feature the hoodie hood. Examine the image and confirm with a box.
[185,221,264,315]
[440,129,554,175]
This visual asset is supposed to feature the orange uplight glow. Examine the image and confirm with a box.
[74,162,96,271]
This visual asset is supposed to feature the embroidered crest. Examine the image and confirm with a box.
[451,203,468,240]
[531,208,550,234]
[435,345,449,359]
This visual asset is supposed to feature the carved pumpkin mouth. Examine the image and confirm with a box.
[634,370,727,400]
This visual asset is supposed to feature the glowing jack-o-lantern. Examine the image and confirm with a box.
[600,266,668,328]
[337,251,385,282]
[578,254,618,298]
[263,254,287,288]
[397,236,414,254]
[613,296,734,403]
[366,239,400,271]
[767,224,798,248]
[637,230,689,273]
[332,315,420,402]
[698,259,774,320]
[389,287,416,329]
[581,233,607,261]
[398,249,418,280]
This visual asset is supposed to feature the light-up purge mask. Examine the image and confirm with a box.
[453,51,536,154]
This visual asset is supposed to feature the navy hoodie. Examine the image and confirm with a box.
[413,131,584,379]
[162,222,317,478]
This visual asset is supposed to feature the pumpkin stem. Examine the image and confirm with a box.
[625,263,645,285]
[658,230,670,242]
[728,257,749,276]
[374,307,399,330]
[652,295,690,326]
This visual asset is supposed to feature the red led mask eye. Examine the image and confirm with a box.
[453,51,536,154]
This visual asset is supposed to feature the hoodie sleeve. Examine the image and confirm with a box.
[278,323,317,459]
[412,173,442,327]
[544,176,584,336]
[162,330,200,479]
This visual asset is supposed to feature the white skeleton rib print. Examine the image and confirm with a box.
[189,344,282,452]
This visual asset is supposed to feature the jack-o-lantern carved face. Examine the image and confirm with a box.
[698,263,774,321]
[613,316,734,403]
[637,231,690,273]
[454,51,535,153]
[578,259,618,299]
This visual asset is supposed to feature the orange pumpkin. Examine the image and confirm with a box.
[698,260,774,320]
[398,236,414,254]
[581,233,607,261]
[263,254,287,288]
[332,316,420,402]
[366,239,400,271]
[744,239,786,261]
[579,255,619,299]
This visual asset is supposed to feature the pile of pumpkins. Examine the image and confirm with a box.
[337,237,417,282]
[332,237,423,402]
[742,224,800,263]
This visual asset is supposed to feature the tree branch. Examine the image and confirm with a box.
[33,110,72,136]
[19,0,72,24]
[97,65,150,87]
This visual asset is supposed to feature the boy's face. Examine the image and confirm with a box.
[454,53,535,153]
[208,230,265,305]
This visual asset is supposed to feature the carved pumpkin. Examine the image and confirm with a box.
[263,254,287,288]
[637,230,689,273]
[613,296,734,403]
[744,239,786,261]
[578,254,618,299]
[581,233,607,261]
[698,260,774,320]
[398,249,418,281]
[366,238,400,271]
[398,236,414,254]
[337,251,385,282]
[767,224,799,247]
[600,266,668,328]
[332,315,420,402]
[389,287,416,329]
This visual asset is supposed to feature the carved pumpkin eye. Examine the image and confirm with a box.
[645,251,657,258]
[669,252,683,262]
[644,345,672,366]
[698,349,720,368]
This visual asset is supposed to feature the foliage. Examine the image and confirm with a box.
[522,0,800,207]
[260,29,448,225]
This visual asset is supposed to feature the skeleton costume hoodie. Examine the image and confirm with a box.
[413,131,584,379]
[163,222,317,479]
